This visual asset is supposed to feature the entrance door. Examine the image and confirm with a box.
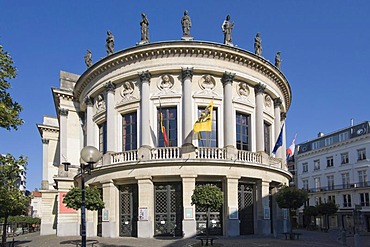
[119,184,138,237]
[154,182,183,237]
[195,182,223,236]
[238,183,254,235]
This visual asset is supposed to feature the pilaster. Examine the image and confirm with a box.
[136,176,154,238]
[59,107,68,165]
[256,180,271,235]
[85,97,95,146]
[274,98,282,159]
[41,138,49,190]
[225,176,240,236]
[101,180,119,237]
[181,175,197,238]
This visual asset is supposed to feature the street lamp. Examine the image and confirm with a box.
[64,146,101,247]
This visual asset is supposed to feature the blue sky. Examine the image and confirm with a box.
[1,1,370,191]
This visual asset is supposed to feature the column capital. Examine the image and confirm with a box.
[59,107,69,116]
[181,67,193,80]
[138,70,151,83]
[41,138,49,144]
[273,98,282,108]
[255,83,266,95]
[85,96,94,106]
[222,71,235,86]
[105,81,116,92]
[281,112,287,120]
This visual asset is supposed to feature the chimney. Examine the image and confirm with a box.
[350,118,354,126]
[318,132,324,137]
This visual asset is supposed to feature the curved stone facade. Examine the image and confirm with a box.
[38,40,292,238]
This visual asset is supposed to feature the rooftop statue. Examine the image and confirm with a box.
[275,51,282,69]
[254,33,262,56]
[181,10,192,38]
[106,31,114,55]
[222,15,234,46]
[140,13,150,44]
[84,49,92,68]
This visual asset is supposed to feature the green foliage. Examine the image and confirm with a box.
[0,45,23,130]
[303,206,319,217]
[5,216,41,225]
[191,184,224,210]
[63,186,105,211]
[316,202,338,216]
[0,154,29,218]
[275,186,308,210]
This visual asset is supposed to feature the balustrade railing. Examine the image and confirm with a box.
[110,147,285,169]
[196,147,227,160]
[111,150,138,164]
[237,150,262,164]
[151,147,181,160]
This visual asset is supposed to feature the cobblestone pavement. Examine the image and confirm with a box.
[6,229,370,247]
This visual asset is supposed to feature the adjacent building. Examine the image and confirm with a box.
[37,30,293,237]
[296,122,370,232]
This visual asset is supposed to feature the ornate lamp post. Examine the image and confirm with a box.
[64,146,101,247]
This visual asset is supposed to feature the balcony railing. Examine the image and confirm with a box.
[110,146,283,169]
[305,181,370,193]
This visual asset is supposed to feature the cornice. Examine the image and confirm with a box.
[37,124,60,136]
[74,41,292,109]
[52,88,75,101]
[297,133,370,158]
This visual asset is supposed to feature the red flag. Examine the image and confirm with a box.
[160,112,169,147]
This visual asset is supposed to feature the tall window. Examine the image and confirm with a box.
[302,179,309,190]
[328,195,336,204]
[314,177,321,192]
[324,137,333,146]
[327,175,334,190]
[343,194,352,207]
[158,107,177,147]
[358,170,368,187]
[314,160,320,170]
[341,152,349,164]
[264,122,271,154]
[342,173,350,189]
[98,122,107,154]
[360,193,370,207]
[197,106,217,147]
[236,113,250,151]
[357,148,366,161]
[302,162,308,173]
[326,156,334,168]
[122,112,137,151]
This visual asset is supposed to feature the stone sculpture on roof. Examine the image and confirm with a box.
[181,10,192,40]
[106,31,114,55]
[254,33,262,56]
[139,13,150,45]
[84,50,92,68]
[222,15,234,46]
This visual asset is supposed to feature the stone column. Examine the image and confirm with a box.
[281,112,287,168]
[273,98,282,159]
[181,67,193,146]
[138,71,152,160]
[256,180,271,235]
[85,96,95,146]
[226,176,240,236]
[255,83,266,152]
[136,176,154,238]
[223,72,238,159]
[181,175,197,238]
[105,81,116,152]
[101,180,119,237]
[59,108,68,164]
[41,138,49,190]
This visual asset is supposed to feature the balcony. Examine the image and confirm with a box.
[109,146,285,169]
[306,181,370,193]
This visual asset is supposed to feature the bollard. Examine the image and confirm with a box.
[341,230,346,245]
[354,233,361,247]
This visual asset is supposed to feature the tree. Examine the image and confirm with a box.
[0,154,29,246]
[275,186,308,234]
[63,187,104,211]
[191,184,223,239]
[303,206,319,229]
[0,45,23,130]
[316,202,338,230]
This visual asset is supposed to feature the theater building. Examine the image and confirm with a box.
[37,36,292,238]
